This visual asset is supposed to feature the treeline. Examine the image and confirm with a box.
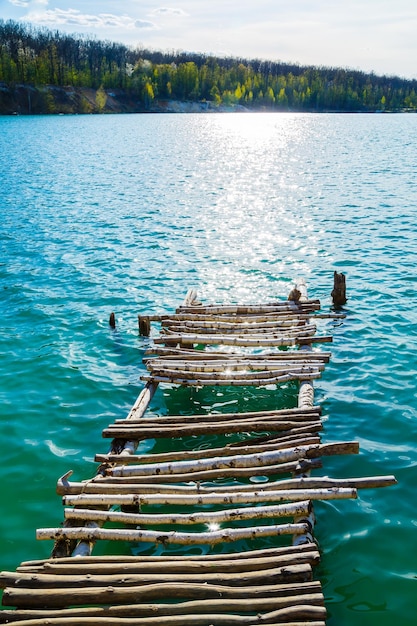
[1,19,417,113]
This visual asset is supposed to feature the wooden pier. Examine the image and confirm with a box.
[0,280,396,625]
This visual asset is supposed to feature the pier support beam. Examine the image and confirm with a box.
[291,279,316,546]
[331,271,347,306]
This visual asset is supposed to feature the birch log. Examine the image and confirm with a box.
[64,501,312,526]
[57,474,395,496]
[62,487,357,507]
[37,523,310,545]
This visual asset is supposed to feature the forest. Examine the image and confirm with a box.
[1,19,417,114]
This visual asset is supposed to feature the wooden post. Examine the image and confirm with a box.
[109,312,116,329]
[138,315,151,336]
[331,271,347,306]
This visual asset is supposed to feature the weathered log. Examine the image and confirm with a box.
[0,602,326,624]
[146,358,325,372]
[144,361,325,376]
[20,550,320,576]
[94,435,322,466]
[124,380,158,423]
[145,347,331,361]
[18,543,320,567]
[120,406,322,423]
[0,596,324,620]
[96,459,322,484]
[153,333,332,348]
[105,442,357,478]
[109,312,116,328]
[7,562,313,592]
[110,414,320,429]
[176,300,321,314]
[146,364,323,379]
[154,311,319,322]
[141,372,322,387]
[156,310,341,322]
[1,561,318,589]
[183,288,201,306]
[64,501,312,526]
[37,523,309,545]
[62,487,357,507]
[161,324,318,338]
[71,459,323,487]
[102,420,323,439]
[147,361,324,380]
[58,474,395,496]
[12,554,320,583]
[162,318,310,330]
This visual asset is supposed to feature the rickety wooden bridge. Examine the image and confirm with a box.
[0,278,396,625]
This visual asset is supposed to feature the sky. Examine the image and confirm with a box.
[2,0,417,79]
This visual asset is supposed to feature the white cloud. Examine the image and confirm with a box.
[8,0,48,5]
[4,0,417,78]
[135,20,157,30]
[150,8,188,17]
[24,8,156,31]
[8,0,30,6]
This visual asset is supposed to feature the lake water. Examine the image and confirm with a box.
[1,112,417,624]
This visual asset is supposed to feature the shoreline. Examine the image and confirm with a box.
[1,84,415,115]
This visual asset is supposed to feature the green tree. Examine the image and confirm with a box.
[95,84,107,111]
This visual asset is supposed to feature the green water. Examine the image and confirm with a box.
[1,112,416,624]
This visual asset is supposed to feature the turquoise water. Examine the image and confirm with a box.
[1,112,417,624]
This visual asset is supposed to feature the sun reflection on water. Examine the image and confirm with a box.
[189,114,319,301]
